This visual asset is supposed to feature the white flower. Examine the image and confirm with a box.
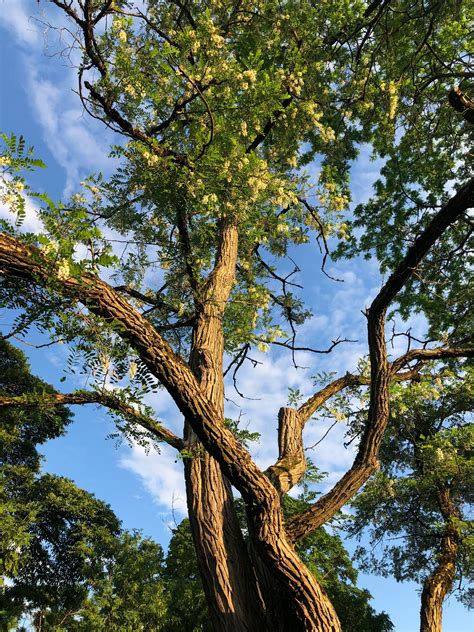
[40,240,58,255]
[56,259,70,281]
[71,193,86,205]
[243,69,257,83]
[128,360,138,379]
[210,33,225,48]
[2,192,17,207]
[118,29,127,43]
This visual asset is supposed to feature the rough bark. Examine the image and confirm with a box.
[265,407,306,494]
[183,222,267,631]
[448,86,474,124]
[420,489,460,632]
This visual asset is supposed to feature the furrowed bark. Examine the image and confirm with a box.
[286,179,474,542]
[265,407,306,494]
[183,222,267,631]
[0,232,268,495]
[420,488,460,632]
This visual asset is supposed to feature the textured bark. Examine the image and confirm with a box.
[448,86,474,124]
[265,407,306,494]
[183,223,267,631]
[178,220,341,631]
[184,453,266,631]
[420,489,460,632]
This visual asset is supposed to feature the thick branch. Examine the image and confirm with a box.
[420,487,460,632]
[285,181,474,541]
[0,390,184,451]
[265,346,472,495]
[0,233,270,501]
[201,221,239,308]
[0,232,339,626]
[391,346,474,373]
[370,178,474,316]
[265,408,306,494]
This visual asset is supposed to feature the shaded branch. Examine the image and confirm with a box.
[448,86,474,124]
[0,390,184,451]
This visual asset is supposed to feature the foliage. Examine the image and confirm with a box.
[162,518,211,632]
[0,339,73,587]
[0,0,472,628]
[64,531,169,632]
[347,366,473,607]
[0,340,120,629]
[1,1,470,379]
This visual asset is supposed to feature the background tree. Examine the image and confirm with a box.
[65,531,169,632]
[0,0,472,629]
[0,336,73,627]
[346,366,473,632]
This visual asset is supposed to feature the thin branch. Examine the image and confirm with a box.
[0,390,184,451]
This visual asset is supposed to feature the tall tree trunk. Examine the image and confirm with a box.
[420,489,459,632]
[184,306,340,631]
[181,221,340,630]
[184,304,266,630]
[183,223,267,630]
[184,453,266,631]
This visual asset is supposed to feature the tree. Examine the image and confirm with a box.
[0,1,472,629]
[0,339,170,631]
[346,367,473,632]
[65,531,169,632]
[0,337,73,629]
[0,339,120,630]
[0,341,391,632]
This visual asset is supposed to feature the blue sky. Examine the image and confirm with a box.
[0,2,471,630]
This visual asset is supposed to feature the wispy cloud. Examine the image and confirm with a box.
[1,0,117,195]
[120,442,187,517]
[0,0,40,46]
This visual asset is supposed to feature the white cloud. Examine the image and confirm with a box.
[0,0,40,46]
[116,251,431,519]
[1,0,117,195]
[27,66,116,194]
[120,442,187,517]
